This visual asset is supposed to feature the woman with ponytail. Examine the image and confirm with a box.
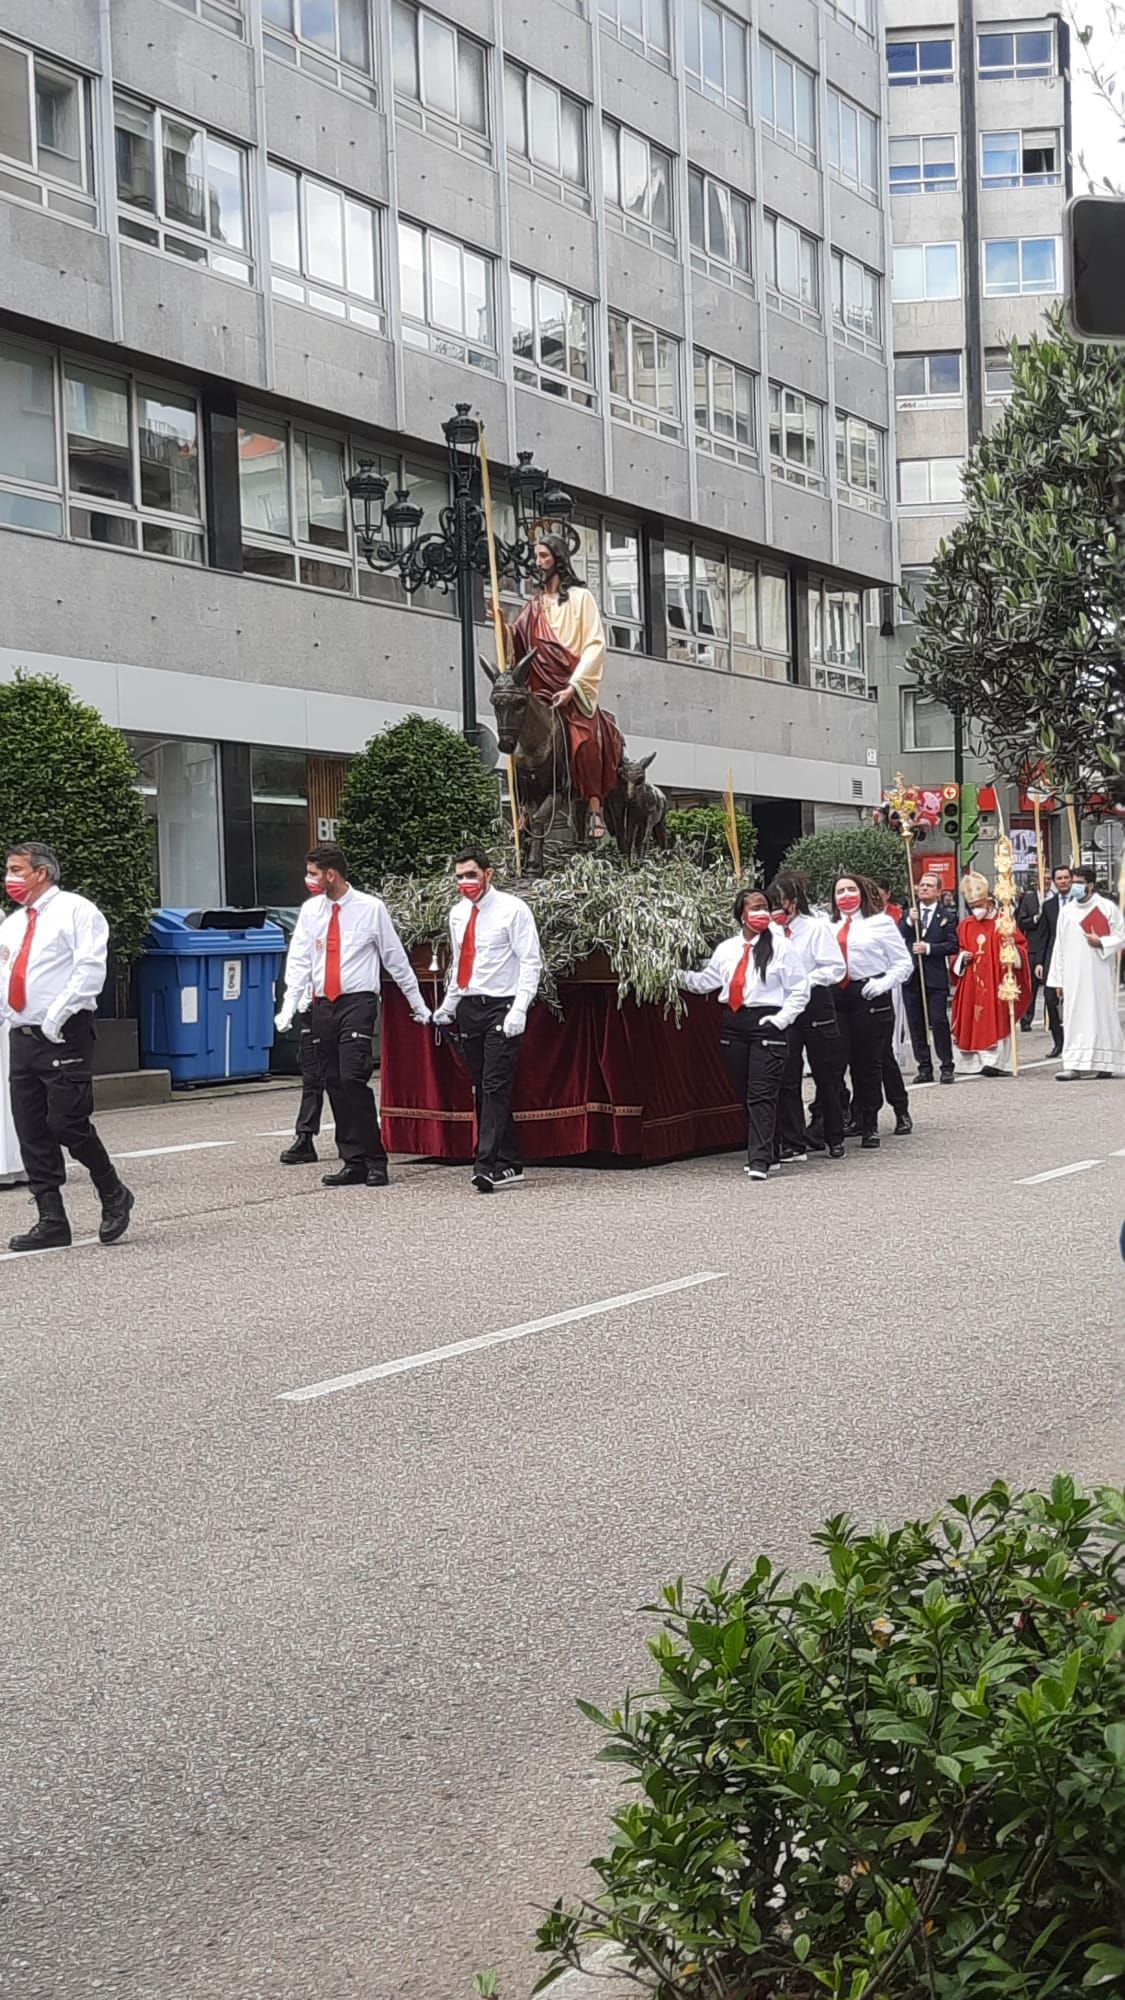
[828,873,913,1149]
[678,889,810,1180]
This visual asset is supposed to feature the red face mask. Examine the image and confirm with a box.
[744,911,771,933]
[836,889,862,915]
[458,880,485,901]
[304,877,326,896]
[5,877,30,905]
[770,910,790,928]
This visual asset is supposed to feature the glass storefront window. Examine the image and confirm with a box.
[252,746,308,906]
[128,734,222,906]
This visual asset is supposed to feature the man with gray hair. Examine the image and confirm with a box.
[0,841,134,1252]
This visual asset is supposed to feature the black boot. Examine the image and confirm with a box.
[280,1136,317,1165]
[893,1108,913,1136]
[99,1181,135,1245]
[9,1190,72,1254]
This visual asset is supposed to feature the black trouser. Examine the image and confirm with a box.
[8,1015,120,1202]
[779,998,845,1151]
[719,1005,791,1172]
[295,1022,325,1139]
[904,977,954,1072]
[881,1042,909,1115]
[455,994,522,1176]
[1020,970,1041,1030]
[1045,983,1062,1046]
[835,984,894,1136]
[311,992,384,1170]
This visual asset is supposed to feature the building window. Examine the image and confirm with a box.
[252,747,309,906]
[398,221,496,370]
[889,134,957,195]
[267,163,383,331]
[602,119,675,250]
[809,579,865,695]
[239,418,353,590]
[982,235,1060,296]
[392,2,489,161]
[598,0,671,71]
[572,513,644,651]
[129,734,223,906]
[165,0,245,34]
[984,349,1017,400]
[114,97,252,282]
[688,167,752,292]
[262,0,373,97]
[665,542,792,680]
[895,350,963,406]
[887,35,955,86]
[892,242,960,301]
[827,88,879,198]
[829,0,876,43]
[768,382,824,491]
[0,38,96,225]
[897,456,965,507]
[835,411,885,512]
[354,450,454,614]
[980,128,1060,187]
[693,349,757,468]
[685,1,749,116]
[977,25,1055,81]
[901,687,954,751]
[764,212,820,325]
[0,335,205,558]
[608,312,681,439]
[758,44,817,162]
[831,250,882,355]
[504,63,587,207]
[511,272,595,408]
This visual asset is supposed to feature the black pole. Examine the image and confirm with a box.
[453,481,479,752]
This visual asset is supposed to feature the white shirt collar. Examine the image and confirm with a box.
[28,884,60,915]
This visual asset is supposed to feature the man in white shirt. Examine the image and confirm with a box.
[275,843,431,1187]
[0,841,134,1252]
[433,847,542,1193]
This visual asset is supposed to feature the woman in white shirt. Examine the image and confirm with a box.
[829,874,914,1150]
[767,870,847,1161]
[678,889,811,1180]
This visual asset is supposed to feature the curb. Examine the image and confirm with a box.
[93,1069,171,1111]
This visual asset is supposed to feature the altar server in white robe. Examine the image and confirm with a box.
[1047,866,1125,1080]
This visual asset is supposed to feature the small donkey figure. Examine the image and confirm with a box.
[614,752,668,863]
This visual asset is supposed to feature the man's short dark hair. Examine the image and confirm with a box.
[1052,863,1072,879]
[1074,864,1097,885]
[6,840,60,883]
[305,843,349,876]
[455,847,492,872]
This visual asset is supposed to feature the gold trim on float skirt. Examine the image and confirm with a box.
[381,1103,644,1123]
[641,1103,741,1130]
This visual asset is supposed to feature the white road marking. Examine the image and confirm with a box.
[114,1140,236,1160]
[1016,1159,1103,1185]
[0,1236,99,1263]
[279,1269,728,1403]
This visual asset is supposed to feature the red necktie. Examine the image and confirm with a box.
[838,916,851,990]
[728,940,752,1012]
[457,905,479,989]
[324,904,342,1001]
[7,906,37,1015]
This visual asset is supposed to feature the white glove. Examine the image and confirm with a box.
[42,1016,65,1044]
[275,998,296,1033]
[501,1005,527,1039]
[433,1000,457,1028]
[760,1012,785,1029]
[862,976,890,999]
[410,1001,432,1026]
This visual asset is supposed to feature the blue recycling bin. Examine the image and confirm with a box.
[136,908,286,1085]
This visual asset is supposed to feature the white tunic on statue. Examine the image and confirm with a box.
[1047,894,1125,1076]
[0,1022,27,1184]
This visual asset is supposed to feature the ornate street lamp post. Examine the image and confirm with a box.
[346,404,577,753]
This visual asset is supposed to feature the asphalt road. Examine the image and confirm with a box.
[1,1028,1122,2000]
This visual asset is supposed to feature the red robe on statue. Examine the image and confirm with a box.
[950,912,1032,1052]
[511,592,623,804]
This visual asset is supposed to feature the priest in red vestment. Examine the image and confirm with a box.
[493,535,623,840]
[951,870,1032,1075]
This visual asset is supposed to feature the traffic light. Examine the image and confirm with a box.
[941,785,960,843]
[1065,197,1125,342]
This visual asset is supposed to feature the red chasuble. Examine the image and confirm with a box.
[511,594,623,804]
[950,912,1032,1052]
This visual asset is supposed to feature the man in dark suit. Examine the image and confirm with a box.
[898,871,959,1082]
[1028,865,1071,1056]
[1016,878,1045,1030]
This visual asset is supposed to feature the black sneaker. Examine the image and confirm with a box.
[939,1069,955,1085]
[779,1147,807,1164]
[99,1184,135,1245]
[893,1112,913,1136]
[914,1067,934,1084]
[365,1165,390,1187]
[321,1165,367,1187]
[471,1169,494,1194]
[9,1197,71,1254]
[827,1143,846,1159]
[489,1166,525,1191]
[860,1132,881,1150]
[280,1137,317,1165]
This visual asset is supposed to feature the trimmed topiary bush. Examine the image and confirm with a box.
[780,826,910,904]
[0,672,154,967]
[338,715,502,886]
[667,806,757,872]
[535,1479,1125,2000]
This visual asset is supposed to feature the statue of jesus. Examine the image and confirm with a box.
[489,534,623,841]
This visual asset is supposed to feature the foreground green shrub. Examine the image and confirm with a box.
[536,1480,1125,1999]
[667,807,756,872]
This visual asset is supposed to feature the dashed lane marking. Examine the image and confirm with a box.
[115,1140,237,1160]
[1015,1159,1104,1185]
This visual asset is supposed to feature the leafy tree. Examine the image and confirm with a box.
[338,715,501,886]
[905,315,1125,817]
[665,805,756,870]
[0,672,154,968]
[780,825,910,902]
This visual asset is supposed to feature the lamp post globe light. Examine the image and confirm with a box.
[345,403,578,752]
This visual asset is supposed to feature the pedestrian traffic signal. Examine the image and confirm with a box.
[941,786,960,843]
[1065,196,1125,342]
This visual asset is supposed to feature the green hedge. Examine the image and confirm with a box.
[780,825,910,902]
[338,715,501,885]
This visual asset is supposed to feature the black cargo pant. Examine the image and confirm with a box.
[779,994,845,1151]
[455,994,522,1177]
[295,1021,326,1139]
[8,1015,120,1201]
[310,991,385,1170]
[719,1005,790,1174]
[835,985,894,1137]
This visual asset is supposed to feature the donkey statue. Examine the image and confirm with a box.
[482,651,573,875]
[613,751,668,862]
